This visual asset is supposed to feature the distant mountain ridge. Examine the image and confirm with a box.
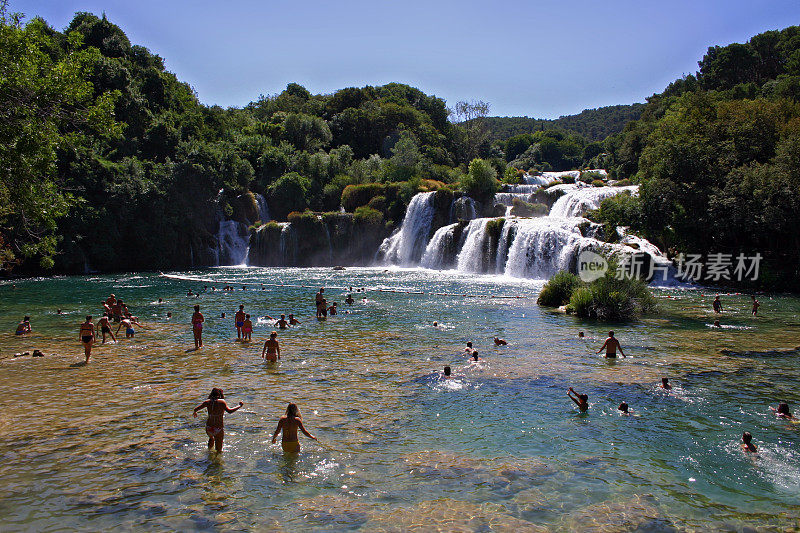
[479,103,646,142]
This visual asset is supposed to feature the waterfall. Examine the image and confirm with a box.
[450,196,477,222]
[254,193,271,223]
[455,219,492,273]
[550,185,638,218]
[379,191,437,266]
[216,220,249,265]
[420,223,459,270]
[501,218,590,278]
[279,223,297,265]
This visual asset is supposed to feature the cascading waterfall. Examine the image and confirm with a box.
[550,185,638,218]
[420,223,459,270]
[502,217,591,279]
[378,191,437,266]
[455,219,492,273]
[254,193,270,223]
[216,220,249,265]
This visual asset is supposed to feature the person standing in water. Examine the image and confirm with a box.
[96,313,116,343]
[274,314,289,329]
[193,388,243,453]
[79,315,95,363]
[242,314,253,341]
[235,305,246,339]
[116,316,144,338]
[713,295,722,313]
[315,288,325,318]
[751,295,760,316]
[262,331,280,362]
[597,331,625,358]
[272,403,317,453]
[15,316,32,335]
[288,314,301,325]
[192,305,204,349]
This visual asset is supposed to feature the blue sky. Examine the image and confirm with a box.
[13,1,800,118]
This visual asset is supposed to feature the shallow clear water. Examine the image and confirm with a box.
[1,268,799,531]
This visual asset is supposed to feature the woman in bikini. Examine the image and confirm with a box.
[191,305,204,349]
[79,315,95,362]
[261,331,280,362]
[271,403,317,453]
[192,388,243,452]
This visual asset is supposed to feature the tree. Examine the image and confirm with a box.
[460,158,498,201]
[452,100,490,162]
[268,172,310,220]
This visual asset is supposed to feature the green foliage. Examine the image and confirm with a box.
[353,206,384,226]
[537,271,583,307]
[269,172,310,220]
[510,198,547,217]
[460,158,499,200]
[592,179,605,187]
[568,269,658,320]
[341,183,385,212]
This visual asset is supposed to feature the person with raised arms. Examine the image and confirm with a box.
[193,388,243,453]
[567,387,589,412]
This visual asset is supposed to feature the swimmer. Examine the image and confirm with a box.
[15,316,31,335]
[116,316,143,338]
[443,365,452,378]
[433,321,438,327]
[192,305,204,349]
[192,388,243,453]
[96,313,117,343]
[242,314,253,341]
[494,337,507,346]
[770,402,794,419]
[274,314,289,329]
[463,342,475,356]
[166,312,172,320]
[713,320,721,328]
[661,377,672,390]
[751,295,760,316]
[79,315,95,362]
[470,351,483,363]
[567,387,588,412]
[187,290,194,297]
[288,314,301,325]
[713,295,722,313]
[157,298,163,304]
[57,309,63,315]
[221,312,226,318]
[328,302,337,316]
[618,402,630,414]
[235,305,246,339]
[262,331,280,362]
[271,403,317,453]
[315,288,325,318]
[578,331,585,338]
[597,331,625,358]
[345,294,354,305]
[741,431,757,453]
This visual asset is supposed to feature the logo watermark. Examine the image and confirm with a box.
[578,250,608,282]
[578,251,762,283]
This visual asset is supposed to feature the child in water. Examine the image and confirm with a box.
[242,314,253,341]
[271,403,317,453]
[741,431,758,453]
[618,402,630,414]
[770,402,794,420]
[193,388,243,453]
[567,387,589,412]
[15,316,31,335]
[661,377,672,390]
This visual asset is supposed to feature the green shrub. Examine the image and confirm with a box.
[367,195,386,212]
[569,268,658,320]
[580,171,605,183]
[561,175,575,184]
[354,206,384,226]
[460,158,499,200]
[538,271,583,307]
[614,178,632,186]
[566,286,593,315]
[592,179,605,187]
[510,198,549,217]
[341,183,385,212]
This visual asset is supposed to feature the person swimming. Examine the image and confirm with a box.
[328,302,337,316]
[567,387,588,412]
[242,314,253,341]
[288,314,301,325]
[770,402,794,419]
[274,314,289,329]
[345,294,354,305]
[443,366,452,378]
[741,431,757,453]
[597,331,625,358]
[192,388,243,453]
[79,315,95,363]
[470,351,483,363]
[463,342,475,356]
[618,402,630,414]
[661,377,672,390]
[494,337,507,346]
[262,331,280,362]
[578,331,585,338]
[271,403,317,453]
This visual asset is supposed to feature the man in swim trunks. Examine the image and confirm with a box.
[235,305,246,339]
[262,331,280,362]
[15,316,31,335]
[272,403,317,453]
[79,315,95,363]
[192,305,204,349]
[751,295,760,316]
[288,314,301,325]
[597,331,625,358]
[193,387,243,453]
[274,314,289,329]
[96,312,116,343]
[713,295,722,313]
[116,316,143,338]
[315,288,325,318]
[242,314,253,341]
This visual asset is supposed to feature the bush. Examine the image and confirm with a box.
[269,172,311,220]
[570,268,658,320]
[510,198,548,217]
[580,171,605,183]
[561,175,576,184]
[538,271,583,307]
[341,183,385,212]
[614,178,632,186]
[592,179,605,187]
[354,206,384,226]
[367,195,386,212]
[566,286,593,315]
[460,158,499,200]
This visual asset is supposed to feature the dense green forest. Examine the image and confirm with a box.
[480,104,646,142]
[591,26,800,289]
[2,4,799,288]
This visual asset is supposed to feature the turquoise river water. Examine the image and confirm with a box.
[1,268,799,531]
